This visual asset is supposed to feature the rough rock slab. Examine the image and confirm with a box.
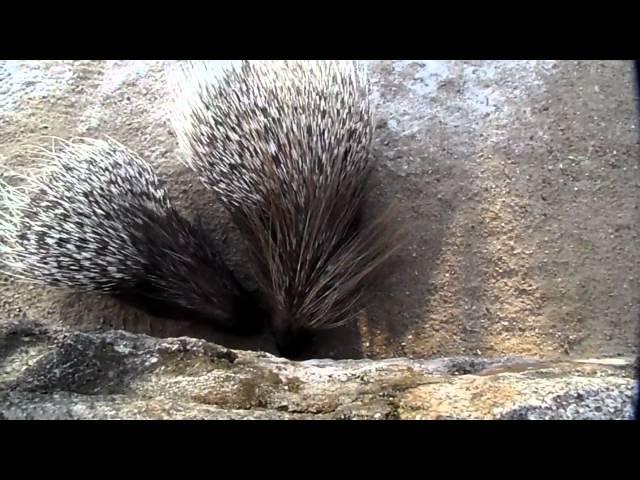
[0,320,634,420]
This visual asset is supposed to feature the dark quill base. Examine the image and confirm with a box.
[111,284,267,337]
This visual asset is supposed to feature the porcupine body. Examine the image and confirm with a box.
[170,60,400,358]
[0,137,265,335]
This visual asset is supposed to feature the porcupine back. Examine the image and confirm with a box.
[0,137,264,335]
[169,61,401,356]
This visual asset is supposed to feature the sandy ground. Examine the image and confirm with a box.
[0,60,638,361]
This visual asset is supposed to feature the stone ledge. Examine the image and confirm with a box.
[0,320,635,420]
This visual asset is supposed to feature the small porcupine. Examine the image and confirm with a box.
[169,60,401,358]
[0,137,265,335]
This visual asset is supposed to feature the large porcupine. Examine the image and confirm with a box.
[169,60,401,358]
[0,137,265,335]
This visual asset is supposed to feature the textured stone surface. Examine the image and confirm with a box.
[0,320,634,419]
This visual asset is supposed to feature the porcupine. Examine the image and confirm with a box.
[169,60,401,358]
[0,137,265,335]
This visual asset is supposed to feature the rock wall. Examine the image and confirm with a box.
[0,61,637,419]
